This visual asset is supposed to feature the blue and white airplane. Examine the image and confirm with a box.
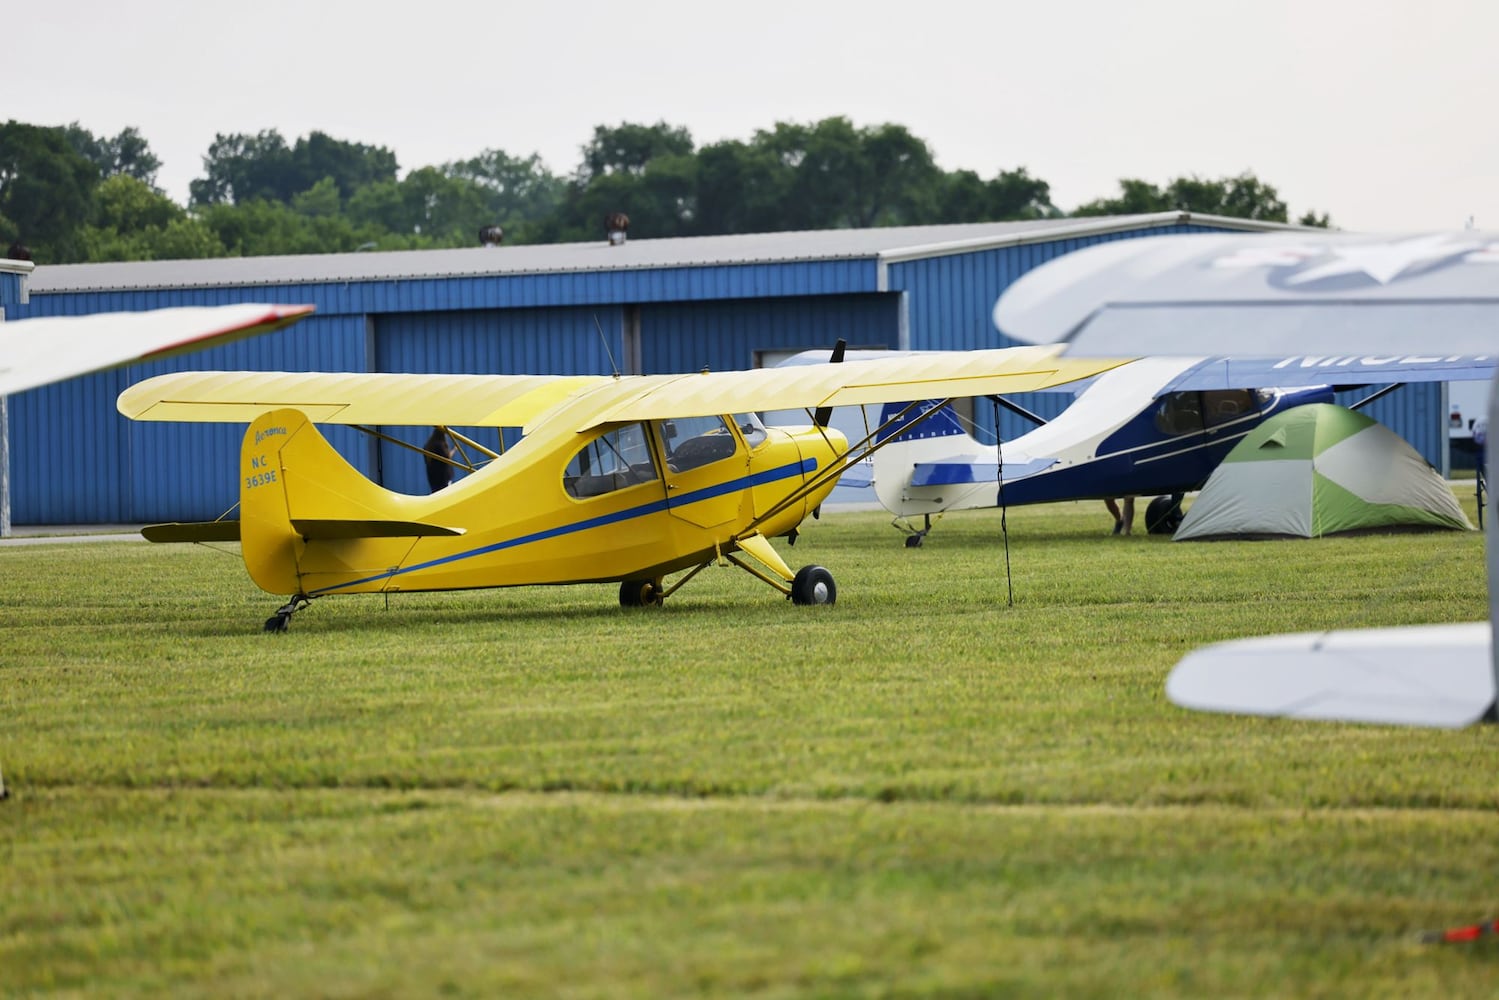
[866,350,1496,545]
[869,356,1332,543]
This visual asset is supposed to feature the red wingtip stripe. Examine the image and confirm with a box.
[139,304,316,360]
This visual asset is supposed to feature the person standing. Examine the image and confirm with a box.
[1104,496,1135,535]
[424,426,454,492]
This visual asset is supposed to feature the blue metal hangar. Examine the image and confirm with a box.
[9,210,1429,526]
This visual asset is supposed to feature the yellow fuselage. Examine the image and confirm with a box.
[238,393,846,598]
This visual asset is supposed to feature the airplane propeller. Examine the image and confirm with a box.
[811,338,847,429]
[809,338,847,522]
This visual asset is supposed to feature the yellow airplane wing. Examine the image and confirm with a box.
[117,370,610,427]
[118,346,1126,431]
[581,345,1131,428]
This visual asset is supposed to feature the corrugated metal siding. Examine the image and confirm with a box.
[377,307,619,375]
[0,270,26,307]
[14,260,882,320]
[8,370,131,522]
[640,294,901,374]
[4,220,1455,522]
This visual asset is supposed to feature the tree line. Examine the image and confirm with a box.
[0,118,1330,265]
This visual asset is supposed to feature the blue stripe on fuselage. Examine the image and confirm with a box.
[305,457,818,596]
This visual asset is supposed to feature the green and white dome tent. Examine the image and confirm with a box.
[1174,403,1472,540]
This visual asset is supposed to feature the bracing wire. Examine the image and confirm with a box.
[993,395,1014,607]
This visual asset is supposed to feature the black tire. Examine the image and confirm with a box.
[1145,495,1184,535]
[791,565,837,606]
[619,578,663,607]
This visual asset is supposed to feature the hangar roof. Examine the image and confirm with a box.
[28,212,1299,294]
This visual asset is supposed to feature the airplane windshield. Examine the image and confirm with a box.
[661,415,738,472]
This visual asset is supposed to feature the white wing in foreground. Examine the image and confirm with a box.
[0,304,314,396]
[1165,622,1494,728]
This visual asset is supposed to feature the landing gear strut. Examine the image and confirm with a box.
[902,514,933,548]
[264,594,312,632]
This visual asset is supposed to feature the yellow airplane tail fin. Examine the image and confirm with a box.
[240,408,320,595]
[240,407,443,596]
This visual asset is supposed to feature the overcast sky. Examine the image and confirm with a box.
[11,0,1497,232]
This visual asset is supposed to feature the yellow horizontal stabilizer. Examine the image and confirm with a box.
[581,347,1130,428]
[142,521,242,543]
[290,519,466,540]
[119,371,610,427]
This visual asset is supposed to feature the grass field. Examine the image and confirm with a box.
[3,501,1498,997]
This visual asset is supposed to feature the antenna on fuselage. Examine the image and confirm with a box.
[591,314,621,378]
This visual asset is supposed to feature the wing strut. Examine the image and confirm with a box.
[740,395,964,541]
[993,395,1015,607]
[991,394,1048,428]
[350,424,499,474]
[1347,382,1406,411]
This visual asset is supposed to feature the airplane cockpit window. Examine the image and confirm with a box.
[1154,393,1204,436]
[563,423,658,499]
[1201,389,1264,428]
[1155,389,1267,435]
[662,414,739,472]
[733,412,769,450]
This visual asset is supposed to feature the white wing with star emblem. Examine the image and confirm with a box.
[993,230,1499,357]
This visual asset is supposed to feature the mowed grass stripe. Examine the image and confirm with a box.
[2,499,1495,995]
[6,787,1499,997]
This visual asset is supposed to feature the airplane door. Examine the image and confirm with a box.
[655,416,748,530]
[555,422,674,582]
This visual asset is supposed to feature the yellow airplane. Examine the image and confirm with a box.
[118,346,1124,630]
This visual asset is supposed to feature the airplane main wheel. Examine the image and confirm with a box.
[1145,495,1184,535]
[619,578,663,607]
[791,565,836,606]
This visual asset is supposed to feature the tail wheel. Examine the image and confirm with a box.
[791,565,836,606]
[620,578,664,607]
